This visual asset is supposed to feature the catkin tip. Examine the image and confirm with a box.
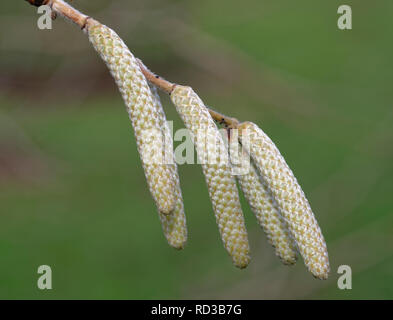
[170,242,186,251]
[313,270,329,280]
[234,255,251,269]
[306,260,330,280]
[282,256,297,266]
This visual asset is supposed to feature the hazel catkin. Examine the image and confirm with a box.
[86,19,176,214]
[230,138,297,265]
[238,121,330,279]
[171,85,250,268]
[150,85,187,249]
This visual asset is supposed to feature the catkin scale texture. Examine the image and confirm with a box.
[86,19,176,214]
[239,122,329,279]
[171,85,250,268]
[233,143,297,265]
[150,85,187,249]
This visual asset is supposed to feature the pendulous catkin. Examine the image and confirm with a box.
[238,122,330,279]
[171,85,250,268]
[150,85,187,249]
[231,140,297,265]
[25,0,331,279]
[86,19,176,214]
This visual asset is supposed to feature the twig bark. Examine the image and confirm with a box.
[137,60,239,128]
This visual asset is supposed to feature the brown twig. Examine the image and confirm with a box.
[136,59,175,94]
[24,0,239,128]
[136,59,239,128]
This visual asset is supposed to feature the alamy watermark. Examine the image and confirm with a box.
[37,4,353,32]
[337,265,352,290]
[337,5,352,30]
[37,5,52,30]
[37,265,52,290]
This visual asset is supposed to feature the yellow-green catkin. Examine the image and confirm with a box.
[230,137,297,265]
[171,85,250,268]
[150,85,187,249]
[239,122,329,279]
[86,19,176,214]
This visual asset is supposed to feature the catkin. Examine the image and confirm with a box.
[239,122,329,279]
[231,141,297,265]
[171,85,250,268]
[150,85,187,249]
[86,19,176,214]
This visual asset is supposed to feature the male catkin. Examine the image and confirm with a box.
[171,85,250,268]
[25,0,331,280]
[86,19,176,214]
[232,141,297,265]
[239,122,330,279]
[150,85,187,249]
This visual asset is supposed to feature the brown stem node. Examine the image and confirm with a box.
[25,0,50,6]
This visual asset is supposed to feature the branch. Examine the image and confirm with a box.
[137,60,239,128]
[24,0,239,128]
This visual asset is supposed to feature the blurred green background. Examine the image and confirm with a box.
[0,0,392,299]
